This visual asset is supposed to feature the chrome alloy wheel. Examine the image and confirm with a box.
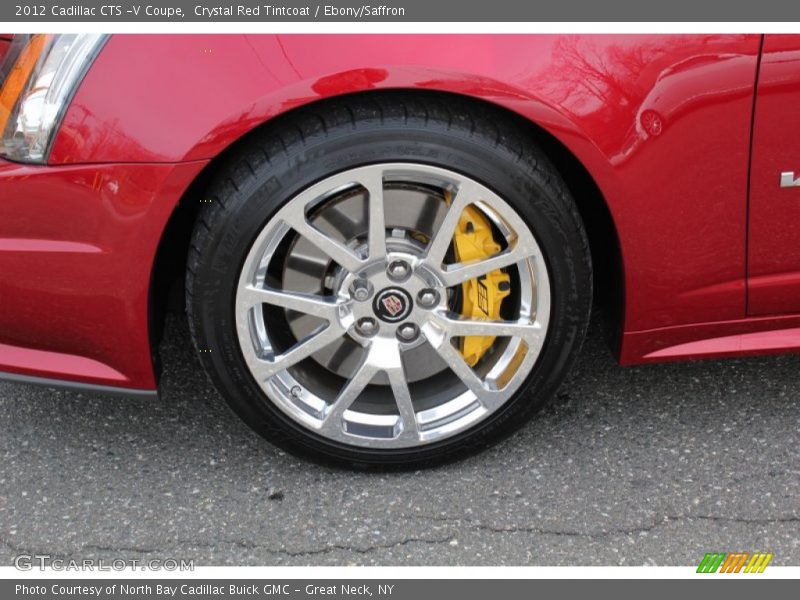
[234,163,551,448]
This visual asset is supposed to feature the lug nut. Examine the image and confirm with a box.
[417,288,439,308]
[396,323,419,342]
[350,278,373,302]
[387,260,411,281]
[355,317,378,337]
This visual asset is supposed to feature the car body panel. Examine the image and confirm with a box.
[0,158,207,388]
[748,34,800,316]
[3,33,799,392]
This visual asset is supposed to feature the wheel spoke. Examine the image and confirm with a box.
[440,315,543,343]
[253,324,343,380]
[430,337,495,403]
[425,181,480,267]
[320,353,378,434]
[361,169,387,261]
[439,243,533,286]
[320,340,419,440]
[369,340,420,438]
[385,352,419,440]
[284,215,365,273]
[240,285,343,321]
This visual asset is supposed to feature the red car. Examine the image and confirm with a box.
[1,33,799,467]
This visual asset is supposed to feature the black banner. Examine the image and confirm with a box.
[4,0,800,22]
[4,579,798,599]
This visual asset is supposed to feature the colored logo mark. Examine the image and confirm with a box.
[696,552,773,573]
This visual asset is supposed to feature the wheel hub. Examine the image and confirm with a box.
[373,287,413,322]
[335,245,441,345]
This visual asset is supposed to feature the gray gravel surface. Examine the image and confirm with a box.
[1,314,798,566]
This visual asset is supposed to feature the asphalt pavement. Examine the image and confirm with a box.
[1,314,798,566]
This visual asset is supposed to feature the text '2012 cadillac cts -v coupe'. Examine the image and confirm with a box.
[1,33,798,467]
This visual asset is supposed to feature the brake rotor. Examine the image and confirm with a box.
[281,183,451,384]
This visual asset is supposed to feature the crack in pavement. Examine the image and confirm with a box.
[1,534,457,562]
[81,544,160,554]
[404,512,800,539]
[226,535,457,558]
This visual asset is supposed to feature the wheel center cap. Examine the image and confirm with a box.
[373,287,413,323]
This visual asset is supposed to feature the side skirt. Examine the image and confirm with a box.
[0,370,159,400]
[620,313,800,365]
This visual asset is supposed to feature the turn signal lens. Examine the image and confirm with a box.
[0,34,105,163]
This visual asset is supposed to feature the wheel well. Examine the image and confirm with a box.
[529,121,625,353]
[149,89,624,375]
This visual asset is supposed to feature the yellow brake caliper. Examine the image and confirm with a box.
[447,193,511,366]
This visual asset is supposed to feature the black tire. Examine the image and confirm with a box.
[186,92,592,469]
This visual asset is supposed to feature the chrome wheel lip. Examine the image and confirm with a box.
[234,162,551,449]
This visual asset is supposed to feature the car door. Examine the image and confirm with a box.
[748,34,800,315]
